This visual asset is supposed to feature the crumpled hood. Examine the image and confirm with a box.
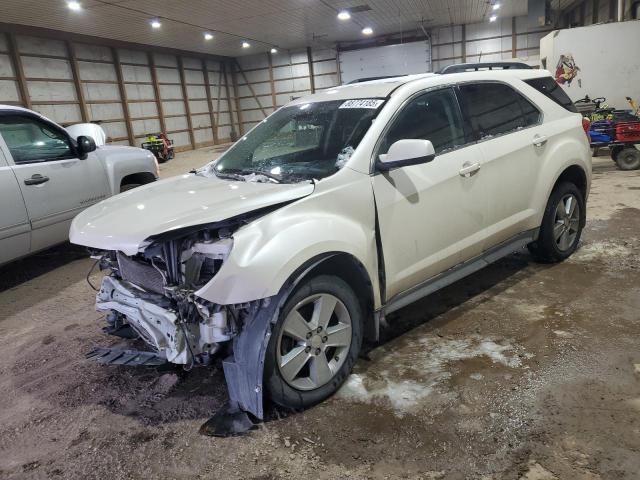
[70,174,314,255]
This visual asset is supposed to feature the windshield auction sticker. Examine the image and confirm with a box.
[339,99,384,109]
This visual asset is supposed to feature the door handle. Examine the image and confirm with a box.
[24,174,50,185]
[459,161,481,178]
[533,135,548,147]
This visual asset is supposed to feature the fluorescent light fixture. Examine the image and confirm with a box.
[242,41,250,48]
[362,26,373,35]
[204,32,214,40]
[150,18,162,28]
[493,3,501,10]
[270,48,278,54]
[67,1,81,11]
[337,10,351,20]
[489,14,497,22]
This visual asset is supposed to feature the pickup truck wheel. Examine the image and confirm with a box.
[264,275,362,410]
[528,182,585,263]
[120,183,141,192]
[615,147,640,170]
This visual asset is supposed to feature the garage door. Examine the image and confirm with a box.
[338,40,432,84]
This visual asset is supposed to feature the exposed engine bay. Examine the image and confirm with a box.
[92,219,257,368]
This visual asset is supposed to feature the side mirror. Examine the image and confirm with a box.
[376,139,436,171]
[76,135,96,160]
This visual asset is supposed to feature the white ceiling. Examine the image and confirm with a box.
[0,0,529,57]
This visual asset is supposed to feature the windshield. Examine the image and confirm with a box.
[204,98,384,183]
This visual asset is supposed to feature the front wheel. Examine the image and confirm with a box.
[264,275,363,410]
[528,182,585,263]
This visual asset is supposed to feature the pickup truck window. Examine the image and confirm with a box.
[381,88,466,155]
[0,115,74,164]
[458,82,541,139]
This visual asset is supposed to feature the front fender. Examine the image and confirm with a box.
[95,145,158,195]
[195,169,381,307]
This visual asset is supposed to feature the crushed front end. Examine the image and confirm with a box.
[92,228,242,368]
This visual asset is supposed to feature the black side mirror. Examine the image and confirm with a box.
[76,135,96,160]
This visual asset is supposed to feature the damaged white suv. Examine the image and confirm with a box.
[70,63,591,432]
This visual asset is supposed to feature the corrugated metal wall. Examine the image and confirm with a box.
[0,32,236,150]
[233,47,340,134]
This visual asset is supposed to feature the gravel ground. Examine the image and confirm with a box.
[0,150,638,480]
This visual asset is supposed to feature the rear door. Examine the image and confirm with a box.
[0,146,30,265]
[457,82,544,248]
[0,113,110,252]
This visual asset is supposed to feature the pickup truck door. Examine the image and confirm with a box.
[371,87,487,300]
[0,146,30,265]
[0,113,110,253]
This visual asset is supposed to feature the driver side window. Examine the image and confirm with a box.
[0,115,73,165]
[381,88,466,155]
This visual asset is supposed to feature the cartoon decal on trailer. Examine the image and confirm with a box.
[555,54,581,87]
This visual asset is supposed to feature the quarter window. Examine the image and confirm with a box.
[380,88,466,155]
[458,83,541,139]
[525,77,578,113]
[0,115,73,164]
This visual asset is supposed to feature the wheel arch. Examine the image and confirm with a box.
[552,164,588,200]
[120,171,156,191]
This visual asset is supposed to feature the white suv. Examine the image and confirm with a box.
[70,63,591,432]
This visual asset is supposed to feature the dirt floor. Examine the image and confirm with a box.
[0,149,639,480]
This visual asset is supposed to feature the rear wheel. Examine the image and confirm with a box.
[528,182,585,263]
[264,275,362,410]
[615,147,640,170]
[610,145,623,162]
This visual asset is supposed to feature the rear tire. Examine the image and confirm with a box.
[264,275,363,410]
[615,147,640,170]
[610,145,623,162]
[528,182,585,263]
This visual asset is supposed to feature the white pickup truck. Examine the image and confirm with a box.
[0,106,159,266]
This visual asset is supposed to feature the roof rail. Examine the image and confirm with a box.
[438,62,533,74]
[347,75,406,84]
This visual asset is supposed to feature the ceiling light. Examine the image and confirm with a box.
[489,15,497,22]
[493,3,501,10]
[204,32,214,40]
[242,41,250,48]
[362,27,373,35]
[150,18,162,28]
[337,10,351,20]
[67,1,81,11]
[270,48,278,54]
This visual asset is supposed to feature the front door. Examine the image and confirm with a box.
[0,113,110,252]
[371,87,487,300]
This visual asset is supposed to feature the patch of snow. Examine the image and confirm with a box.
[337,335,528,415]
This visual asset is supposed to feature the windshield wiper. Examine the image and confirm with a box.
[223,168,282,183]
[212,170,246,181]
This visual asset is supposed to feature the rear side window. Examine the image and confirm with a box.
[458,83,542,139]
[525,77,578,113]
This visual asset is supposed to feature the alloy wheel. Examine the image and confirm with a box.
[276,293,352,391]
[553,193,580,251]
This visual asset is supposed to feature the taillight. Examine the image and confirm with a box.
[582,117,591,138]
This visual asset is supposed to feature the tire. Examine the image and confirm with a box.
[610,145,623,162]
[120,183,142,192]
[264,275,363,410]
[528,181,585,263]
[615,147,640,170]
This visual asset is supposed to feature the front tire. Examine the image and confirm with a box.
[528,182,585,263]
[264,275,363,410]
